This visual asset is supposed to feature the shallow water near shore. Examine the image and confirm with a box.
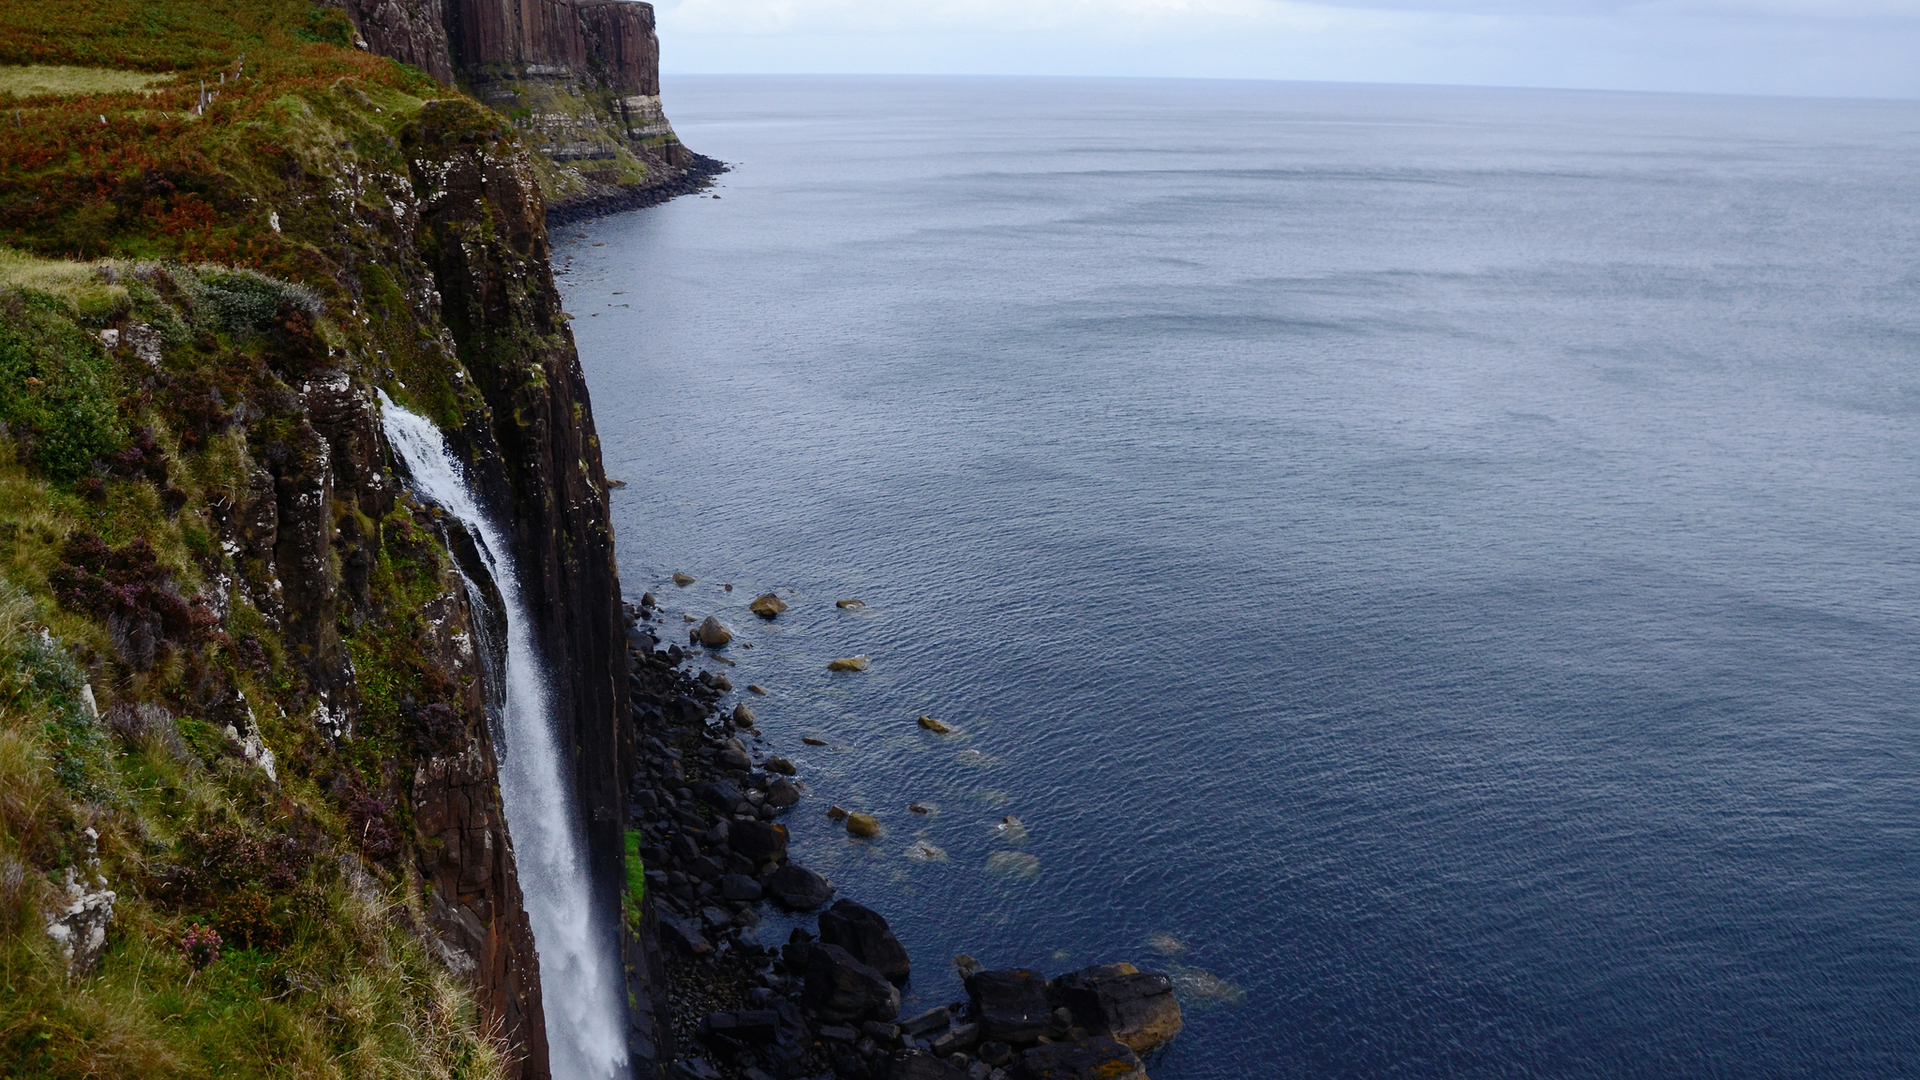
[562,76,1920,1078]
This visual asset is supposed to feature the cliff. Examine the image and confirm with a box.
[0,3,646,1076]
[335,0,720,220]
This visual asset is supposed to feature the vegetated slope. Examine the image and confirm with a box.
[0,2,633,1077]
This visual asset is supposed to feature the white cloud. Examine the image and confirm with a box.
[651,0,1920,97]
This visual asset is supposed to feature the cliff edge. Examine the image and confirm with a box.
[335,0,723,221]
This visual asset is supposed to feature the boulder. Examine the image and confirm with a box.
[699,780,746,813]
[764,755,796,775]
[765,778,800,808]
[929,1022,978,1056]
[717,874,763,902]
[845,812,881,838]
[882,1053,968,1080]
[1011,1036,1146,1080]
[694,616,732,647]
[732,702,756,727]
[766,863,836,911]
[828,655,870,672]
[966,969,1052,1045]
[803,942,901,1023]
[731,819,790,863]
[1050,963,1182,1053]
[658,911,712,954]
[672,573,696,586]
[819,900,911,984]
[900,1006,951,1038]
[750,593,788,619]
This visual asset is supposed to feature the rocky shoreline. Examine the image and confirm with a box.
[547,152,731,229]
[620,594,1184,1080]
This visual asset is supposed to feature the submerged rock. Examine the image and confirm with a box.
[749,593,788,619]
[693,616,732,647]
[827,655,870,672]
[845,812,881,838]
[985,851,1041,880]
[904,840,947,862]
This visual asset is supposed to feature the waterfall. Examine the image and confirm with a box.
[379,393,629,1080]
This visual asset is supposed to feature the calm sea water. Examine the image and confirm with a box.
[560,77,1920,1079]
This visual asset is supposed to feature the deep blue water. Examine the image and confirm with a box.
[559,76,1920,1079]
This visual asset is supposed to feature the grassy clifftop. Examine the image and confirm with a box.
[0,2,591,1076]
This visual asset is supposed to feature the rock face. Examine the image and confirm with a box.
[802,942,901,1023]
[340,0,718,218]
[967,969,1054,1046]
[1013,1036,1148,1080]
[1051,963,1183,1053]
[818,900,911,985]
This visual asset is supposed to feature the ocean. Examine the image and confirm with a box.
[560,76,1920,1078]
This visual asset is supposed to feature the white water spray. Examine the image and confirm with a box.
[380,393,628,1080]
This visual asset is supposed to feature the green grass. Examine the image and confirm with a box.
[0,65,178,98]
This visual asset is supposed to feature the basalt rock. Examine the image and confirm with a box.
[1012,1035,1147,1080]
[1050,963,1183,1054]
[967,969,1054,1046]
[803,943,900,1023]
[818,900,911,985]
[765,864,835,911]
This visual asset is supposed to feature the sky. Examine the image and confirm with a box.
[651,0,1920,99]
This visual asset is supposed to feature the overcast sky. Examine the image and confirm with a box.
[652,0,1920,99]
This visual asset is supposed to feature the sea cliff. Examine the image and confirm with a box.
[0,1,657,1074]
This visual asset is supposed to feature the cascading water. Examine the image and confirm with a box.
[379,393,629,1080]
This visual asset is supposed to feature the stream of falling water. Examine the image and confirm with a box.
[380,392,628,1080]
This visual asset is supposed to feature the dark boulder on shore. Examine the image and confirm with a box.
[803,942,901,1023]
[766,863,835,911]
[1051,962,1183,1053]
[967,968,1053,1046]
[731,818,789,864]
[880,1051,969,1080]
[1012,1035,1147,1080]
[819,899,912,985]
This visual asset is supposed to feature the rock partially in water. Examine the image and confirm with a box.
[731,819,790,864]
[904,840,947,862]
[766,863,836,911]
[908,803,933,815]
[827,655,870,672]
[1051,963,1183,1053]
[802,736,827,746]
[954,954,985,980]
[764,755,796,775]
[966,968,1053,1045]
[985,851,1040,880]
[766,778,800,808]
[803,942,900,1022]
[845,812,881,838]
[693,616,732,647]
[826,805,850,822]
[673,572,696,586]
[819,899,912,984]
[835,598,866,609]
[749,592,788,619]
[995,815,1028,844]
[917,715,954,734]
[748,684,769,695]
[732,702,756,727]
[1011,1035,1146,1080]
